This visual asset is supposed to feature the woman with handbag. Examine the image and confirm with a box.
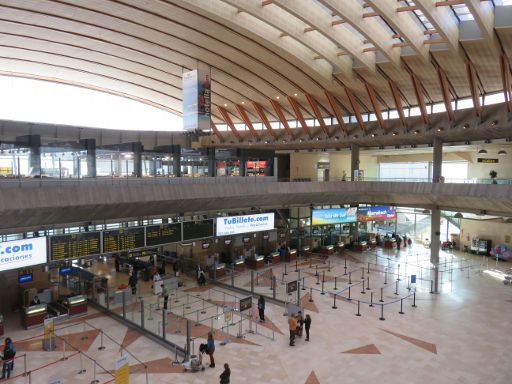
[206,332,215,368]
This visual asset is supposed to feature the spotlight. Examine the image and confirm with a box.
[491,120,498,126]
[463,123,470,129]
[437,127,443,132]
[392,132,397,136]
[264,140,270,144]
[299,138,304,143]
[413,130,419,134]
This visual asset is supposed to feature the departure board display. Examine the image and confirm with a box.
[102,227,145,253]
[50,232,101,261]
[182,220,214,241]
[145,223,182,246]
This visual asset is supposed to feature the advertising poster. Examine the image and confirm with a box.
[115,356,129,384]
[0,237,47,272]
[182,69,211,131]
[216,213,275,236]
[357,206,396,222]
[311,207,357,226]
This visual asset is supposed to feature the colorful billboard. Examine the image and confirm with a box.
[311,207,357,226]
[216,213,274,236]
[357,206,396,222]
[182,69,211,131]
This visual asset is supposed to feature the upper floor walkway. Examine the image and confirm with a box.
[0,176,511,233]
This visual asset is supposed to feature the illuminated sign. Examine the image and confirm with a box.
[0,237,47,272]
[477,158,498,163]
[216,213,275,236]
[311,207,357,225]
[18,273,33,283]
[357,206,396,222]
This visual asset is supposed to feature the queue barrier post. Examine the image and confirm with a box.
[348,285,352,301]
[412,291,417,308]
[361,280,366,295]
[361,266,364,280]
[332,294,337,309]
[334,276,337,290]
[78,352,86,374]
[349,272,352,285]
[369,292,374,307]
[302,277,306,290]
[366,276,370,291]
[379,304,385,321]
[344,257,347,275]
[98,330,105,351]
[399,299,404,314]
[430,280,434,294]
[356,300,361,316]
[309,287,314,302]
[284,263,288,276]
[395,280,399,295]
[379,287,384,303]
[315,265,318,277]
[367,262,370,274]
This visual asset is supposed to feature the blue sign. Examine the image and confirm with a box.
[411,275,417,284]
[59,266,72,275]
[311,207,357,225]
[18,273,33,283]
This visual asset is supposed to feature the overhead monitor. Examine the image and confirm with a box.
[216,213,275,236]
[311,207,357,225]
[357,206,396,222]
[18,273,33,283]
[0,237,47,272]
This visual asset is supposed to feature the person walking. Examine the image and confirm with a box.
[206,332,215,368]
[304,314,312,341]
[0,337,16,380]
[161,284,169,311]
[257,295,265,322]
[219,363,231,384]
[288,315,297,346]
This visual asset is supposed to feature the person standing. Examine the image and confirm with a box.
[0,338,16,380]
[129,271,138,295]
[152,271,162,295]
[295,311,304,337]
[257,295,265,322]
[30,295,41,306]
[288,315,297,346]
[161,284,169,311]
[219,363,231,384]
[206,332,215,368]
[114,254,120,272]
[304,314,312,341]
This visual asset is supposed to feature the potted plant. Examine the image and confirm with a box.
[489,170,498,184]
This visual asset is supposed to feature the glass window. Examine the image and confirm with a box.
[379,162,429,181]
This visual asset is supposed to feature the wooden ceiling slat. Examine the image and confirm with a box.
[217,106,242,139]
[288,96,312,138]
[252,101,278,138]
[269,99,294,136]
[304,94,329,136]
[235,104,261,140]
[324,90,347,134]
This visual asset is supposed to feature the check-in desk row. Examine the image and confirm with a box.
[22,295,88,329]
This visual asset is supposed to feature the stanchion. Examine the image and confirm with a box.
[361,266,365,280]
[195,310,200,326]
[302,277,306,290]
[272,276,277,300]
[309,287,314,302]
[379,304,385,321]
[315,264,318,276]
[367,262,370,274]
[356,300,361,316]
[348,272,352,284]
[360,281,366,294]
[344,257,347,275]
[98,330,105,351]
[78,352,86,374]
[397,264,401,281]
[201,299,207,314]
[399,299,404,314]
[284,263,288,276]
[91,362,99,384]
[369,292,374,307]
[328,260,331,272]
[366,276,370,290]
[412,292,417,308]
[348,285,352,301]
[332,294,337,309]
[295,259,298,272]
[379,287,384,302]
[309,258,313,269]
[394,280,399,295]
[321,279,325,295]
[430,280,434,294]
[256,272,259,286]
[384,267,388,285]
[334,276,337,290]
[316,274,320,285]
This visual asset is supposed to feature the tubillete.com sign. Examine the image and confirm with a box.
[216,213,274,236]
[0,237,47,272]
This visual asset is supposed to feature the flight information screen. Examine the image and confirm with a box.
[50,232,101,260]
[182,220,214,241]
[102,227,145,253]
[145,223,182,246]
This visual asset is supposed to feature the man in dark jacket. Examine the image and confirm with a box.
[257,295,265,322]
[1,337,16,379]
[219,363,231,384]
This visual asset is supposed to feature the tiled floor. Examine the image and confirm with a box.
[1,246,511,383]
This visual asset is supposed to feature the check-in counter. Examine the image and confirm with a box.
[66,295,88,317]
[369,239,377,249]
[321,245,335,255]
[0,314,4,336]
[209,263,226,279]
[353,241,368,253]
[234,257,246,272]
[383,239,396,249]
[336,242,345,252]
[282,249,297,262]
[269,251,280,265]
[23,304,47,329]
[246,255,265,270]
[302,246,312,258]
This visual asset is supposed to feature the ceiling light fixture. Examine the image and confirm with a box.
[491,120,498,126]
[294,93,298,97]
[413,130,419,134]
[392,132,397,136]
[437,127,443,132]
[498,149,507,155]
[276,96,280,100]
[463,123,470,129]
[478,149,488,154]
[241,101,245,105]
[454,212,463,219]
[223,103,227,107]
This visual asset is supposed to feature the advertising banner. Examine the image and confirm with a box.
[216,213,275,236]
[357,206,396,222]
[115,356,129,384]
[239,297,252,312]
[0,237,47,272]
[182,69,211,131]
[311,207,357,226]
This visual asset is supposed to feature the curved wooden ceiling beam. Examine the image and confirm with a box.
[218,106,242,140]
[272,0,376,72]
[324,90,347,134]
[235,104,261,140]
[288,96,312,138]
[316,0,401,68]
[220,0,352,77]
[252,101,278,139]
[364,0,429,61]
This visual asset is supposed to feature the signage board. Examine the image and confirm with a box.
[50,232,101,261]
[182,69,211,131]
[239,296,252,312]
[0,237,47,272]
[103,227,145,253]
[216,213,275,236]
[18,273,33,283]
[115,355,129,384]
[182,219,214,241]
[357,206,396,222]
[311,207,357,225]
[287,280,298,294]
[145,223,182,246]
[411,275,417,284]
[477,158,498,163]
[59,266,72,276]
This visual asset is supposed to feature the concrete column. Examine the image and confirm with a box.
[430,208,441,293]
[16,135,41,177]
[173,145,181,177]
[350,143,360,181]
[239,156,246,177]
[264,157,274,177]
[207,147,216,177]
[81,139,96,178]
[133,142,143,178]
[432,137,442,183]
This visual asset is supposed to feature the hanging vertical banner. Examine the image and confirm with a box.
[183,69,211,131]
[115,355,129,384]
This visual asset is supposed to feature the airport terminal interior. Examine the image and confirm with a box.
[0,1,512,383]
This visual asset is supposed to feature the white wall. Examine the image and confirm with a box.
[459,218,512,250]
